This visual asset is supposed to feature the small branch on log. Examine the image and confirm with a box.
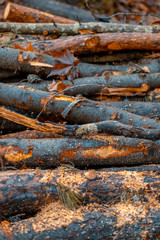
[0,166,159,239]
[4,2,76,24]
[1,22,160,36]
[0,83,159,128]
[0,136,159,169]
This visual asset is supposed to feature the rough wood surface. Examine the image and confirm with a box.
[0,136,160,169]
[0,166,159,240]
[4,2,76,24]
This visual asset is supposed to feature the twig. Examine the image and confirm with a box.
[84,0,100,22]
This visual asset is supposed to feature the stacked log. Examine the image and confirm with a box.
[0,2,159,239]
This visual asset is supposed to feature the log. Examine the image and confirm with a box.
[80,50,151,63]
[4,2,76,24]
[0,117,25,132]
[0,47,54,77]
[76,58,160,77]
[0,22,160,35]
[0,166,160,239]
[105,101,160,119]
[0,47,160,79]
[0,137,160,169]
[73,73,160,89]
[0,130,62,139]
[0,107,160,141]
[23,0,105,22]
[23,33,160,54]
[0,83,159,128]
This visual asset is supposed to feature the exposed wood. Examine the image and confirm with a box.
[0,166,160,239]
[0,22,160,35]
[21,33,160,54]
[0,136,160,169]
[0,83,159,128]
[4,2,76,24]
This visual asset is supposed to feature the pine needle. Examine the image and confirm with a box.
[56,182,83,210]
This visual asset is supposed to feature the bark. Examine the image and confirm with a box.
[73,73,160,89]
[0,166,160,239]
[0,117,25,132]
[0,107,159,141]
[105,101,160,119]
[76,58,160,77]
[23,0,105,22]
[1,22,160,35]
[0,130,62,139]
[64,84,149,97]
[0,137,160,169]
[23,33,160,55]
[0,70,19,80]
[80,50,151,63]
[13,81,51,91]
[0,83,159,128]
[4,2,76,24]
[0,47,54,77]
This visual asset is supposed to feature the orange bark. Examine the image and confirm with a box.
[25,32,160,54]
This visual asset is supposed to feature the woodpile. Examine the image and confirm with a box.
[0,1,159,239]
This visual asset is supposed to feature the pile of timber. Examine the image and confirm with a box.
[0,1,159,240]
